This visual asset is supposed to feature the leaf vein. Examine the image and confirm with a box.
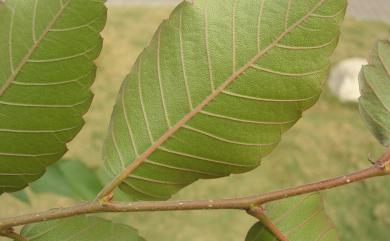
[222,90,316,103]
[200,110,298,125]
[137,54,154,143]
[0,151,63,157]
[183,125,276,147]
[0,125,79,133]
[49,16,100,32]
[179,9,193,110]
[285,0,292,31]
[204,0,214,91]
[251,64,328,77]
[121,80,140,156]
[27,44,98,63]
[111,123,126,169]
[0,172,40,176]
[8,5,15,74]
[276,36,337,50]
[0,98,90,108]
[32,0,38,42]
[13,74,88,87]
[157,29,172,128]
[123,180,167,199]
[257,0,265,52]
[0,0,72,96]
[232,0,238,73]
[158,146,257,168]
[144,159,219,177]
[314,224,334,241]
[129,174,188,186]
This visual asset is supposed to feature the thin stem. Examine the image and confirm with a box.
[0,229,28,241]
[247,206,289,241]
[1,148,389,230]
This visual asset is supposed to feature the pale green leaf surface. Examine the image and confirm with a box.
[29,159,103,200]
[359,39,390,147]
[21,216,146,241]
[104,0,347,200]
[11,189,30,205]
[0,0,107,193]
[97,167,141,201]
[12,160,123,203]
[245,194,338,241]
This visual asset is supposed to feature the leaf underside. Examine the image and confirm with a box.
[21,216,146,241]
[245,194,339,241]
[16,159,103,203]
[12,160,130,204]
[0,0,106,193]
[103,0,347,201]
[359,39,390,147]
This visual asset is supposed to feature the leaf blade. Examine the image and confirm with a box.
[359,39,390,147]
[0,0,107,193]
[21,216,146,241]
[31,159,103,200]
[12,160,132,203]
[245,194,339,241]
[103,0,347,200]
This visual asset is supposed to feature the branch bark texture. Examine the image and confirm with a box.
[0,148,389,231]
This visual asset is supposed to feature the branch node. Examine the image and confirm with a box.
[98,193,114,205]
[0,228,28,241]
[247,206,289,241]
[377,148,390,169]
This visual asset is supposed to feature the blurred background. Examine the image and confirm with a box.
[1,0,390,240]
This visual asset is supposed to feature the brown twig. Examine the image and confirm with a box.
[0,228,28,241]
[247,206,289,241]
[0,148,389,231]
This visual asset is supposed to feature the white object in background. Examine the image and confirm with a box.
[328,58,368,103]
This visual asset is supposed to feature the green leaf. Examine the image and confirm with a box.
[359,39,390,147]
[21,216,146,241]
[11,190,30,205]
[245,194,339,241]
[97,167,139,201]
[103,0,347,201]
[0,0,107,193]
[12,161,130,203]
[30,159,103,200]
[12,160,105,203]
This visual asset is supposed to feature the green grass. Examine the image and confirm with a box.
[1,6,390,241]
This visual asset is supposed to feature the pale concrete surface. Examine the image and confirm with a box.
[348,0,390,23]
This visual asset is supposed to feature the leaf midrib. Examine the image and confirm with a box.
[0,0,72,97]
[99,0,328,197]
